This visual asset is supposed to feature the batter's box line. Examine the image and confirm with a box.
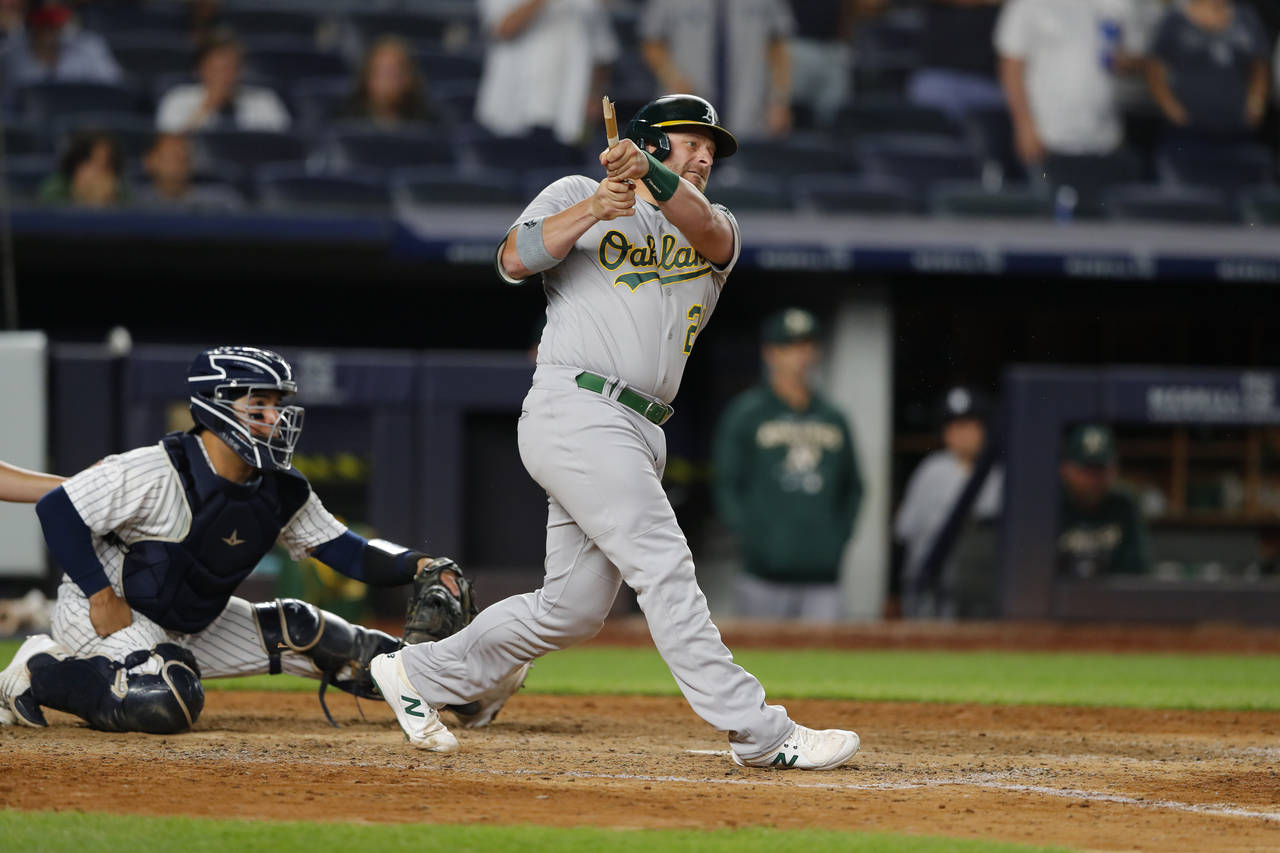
[454,767,1280,825]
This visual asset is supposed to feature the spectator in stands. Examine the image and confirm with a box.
[787,0,883,128]
[1057,423,1151,578]
[336,35,437,127]
[1146,0,1270,150]
[474,0,618,145]
[908,0,1007,120]
[4,0,122,89]
[995,0,1146,167]
[641,0,795,139]
[893,386,1002,619]
[155,31,290,133]
[711,308,865,621]
[134,133,242,211]
[37,129,127,207]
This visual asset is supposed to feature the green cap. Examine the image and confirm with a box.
[1065,423,1116,466]
[762,308,819,345]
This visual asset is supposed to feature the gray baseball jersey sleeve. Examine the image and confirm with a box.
[505,175,740,403]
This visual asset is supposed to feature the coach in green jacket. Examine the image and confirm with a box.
[711,308,864,621]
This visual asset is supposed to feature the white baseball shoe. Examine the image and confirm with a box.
[0,634,65,727]
[369,651,459,753]
[447,662,531,729]
[732,724,860,771]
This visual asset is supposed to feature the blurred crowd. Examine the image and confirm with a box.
[1,0,1278,222]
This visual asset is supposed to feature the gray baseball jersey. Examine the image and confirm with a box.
[505,175,739,402]
[51,441,347,678]
[401,174,796,761]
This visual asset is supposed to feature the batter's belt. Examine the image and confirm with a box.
[575,371,674,425]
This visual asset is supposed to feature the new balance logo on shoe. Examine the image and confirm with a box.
[402,695,425,718]
[771,753,798,768]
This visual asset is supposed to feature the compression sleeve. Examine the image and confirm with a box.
[311,530,426,586]
[36,486,111,597]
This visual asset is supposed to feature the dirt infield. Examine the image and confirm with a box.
[2,621,1279,851]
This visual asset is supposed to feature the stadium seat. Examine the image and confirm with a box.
[2,122,50,156]
[520,165,589,200]
[3,155,55,202]
[725,133,859,179]
[221,9,322,42]
[255,164,390,215]
[195,129,308,172]
[289,77,354,132]
[17,81,146,124]
[461,127,585,172]
[834,96,966,141]
[81,2,187,37]
[856,135,983,195]
[348,10,470,51]
[411,47,484,87]
[109,36,196,79]
[51,114,159,160]
[963,106,1026,182]
[429,80,479,128]
[852,9,923,96]
[1101,184,1236,224]
[1156,143,1274,191]
[792,174,920,215]
[326,122,456,171]
[245,45,349,87]
[1041,149,1142,219]
[393,167,526,207]
[708,175,794,212]
[1238,186,1280,225]
[929,181,1055,219]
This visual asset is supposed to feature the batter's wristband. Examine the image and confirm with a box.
[641,152,680,202]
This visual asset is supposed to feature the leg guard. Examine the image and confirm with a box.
[27,643,204,734]
[251,598,398,699]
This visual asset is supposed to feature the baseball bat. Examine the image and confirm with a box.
[603,96,619,148]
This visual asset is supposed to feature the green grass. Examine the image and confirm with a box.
[0,811,1074,853]
[4,639,1278,710]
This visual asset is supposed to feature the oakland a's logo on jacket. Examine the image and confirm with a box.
[597,230,712,291]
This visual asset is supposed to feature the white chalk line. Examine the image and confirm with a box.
[457,765,1280,825]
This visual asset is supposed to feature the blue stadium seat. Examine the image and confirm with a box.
[81,3,187,37]
[393,167,526,207]
[856,135,983,195]
[708,174,794,212]
[852,9,923,96]
[963,106,1026,182]
[412,47,484,86]
[726,133,859,178]
[195,129,308,172]
[461,127,585,172]
[1101,184,1236,224]
[245,46,350,87]
[1156,143,1274,192]
[222,9,321,42]
[1238,186,1280,225]
[109,35,196,79]
[256,164,390,214]
[326,122,456,171]
[4,155,55,202]
[51,114,159,160]
[348,10,470,51]
[18,81,146,124]
[792,174,920,214]
[429,80,479,128]
[1042,149,1143,219]
[2,122,50,156]
[834,97,966,141]
[289,77,355,132]
[929,181,1055,219]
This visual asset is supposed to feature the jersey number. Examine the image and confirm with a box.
[683,304,704,355]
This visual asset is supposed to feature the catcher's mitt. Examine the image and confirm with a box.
[402,557,478,646]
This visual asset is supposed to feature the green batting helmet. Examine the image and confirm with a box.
[624,94,738,161]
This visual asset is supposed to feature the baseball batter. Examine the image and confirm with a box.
[0,346,497,736]
[374,95,860,770]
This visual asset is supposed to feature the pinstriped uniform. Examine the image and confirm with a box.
[51,439,346,678]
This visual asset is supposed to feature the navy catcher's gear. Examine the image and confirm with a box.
[120,433,311,634]
[252,598,399,725]
[187,345,304,471]
[624,94,738,162]
[26,643,204,734]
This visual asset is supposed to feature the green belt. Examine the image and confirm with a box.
[575,371,674,425]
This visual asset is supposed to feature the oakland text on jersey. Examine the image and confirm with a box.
[597,229,712,291]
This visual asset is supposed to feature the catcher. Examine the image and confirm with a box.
[0,345,521,735]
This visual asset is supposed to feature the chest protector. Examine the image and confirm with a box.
[120,432,311,634]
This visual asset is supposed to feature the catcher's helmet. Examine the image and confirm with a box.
[187,346,304,471]
[624,94,738,161]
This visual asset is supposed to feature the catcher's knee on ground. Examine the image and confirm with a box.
[252,598,398,698]
[27,643,204,733]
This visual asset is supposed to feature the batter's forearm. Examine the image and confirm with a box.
[656,184,735,267]
[500,199,599,280]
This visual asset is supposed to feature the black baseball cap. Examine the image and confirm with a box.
[938,385,991,425]
[1064,423,1116,467]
